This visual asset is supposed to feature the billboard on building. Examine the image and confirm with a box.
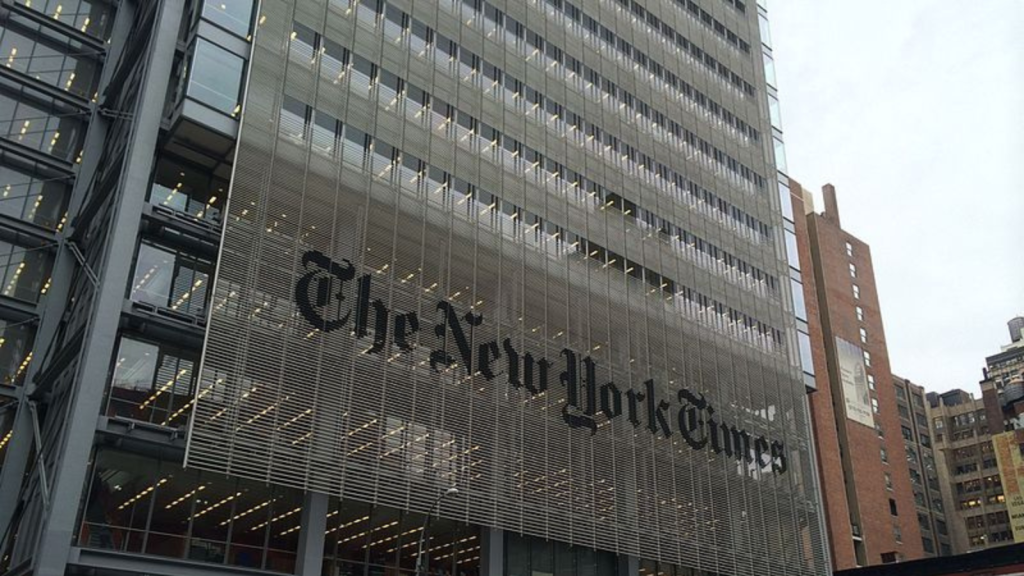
[184,1,827,574]
[835,337,873,427]
[993,429,1024,542]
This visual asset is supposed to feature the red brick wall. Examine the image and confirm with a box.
[791,181,858,570]
[797,181,925,566]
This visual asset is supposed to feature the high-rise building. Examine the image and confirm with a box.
[788,180,925,568]
[0,1,830,576]
[891,376,951,557]
[926,389,1011,553]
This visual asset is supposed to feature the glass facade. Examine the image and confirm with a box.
[79,448,302,571]
[506,534,617,576]
[0,0,826,574]
[322,500,481,576]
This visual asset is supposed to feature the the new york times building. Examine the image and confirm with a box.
[185,1,829,575]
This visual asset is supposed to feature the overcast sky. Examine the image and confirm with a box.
[767,1,1024,395]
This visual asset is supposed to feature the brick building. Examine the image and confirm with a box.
[789,180,925,568]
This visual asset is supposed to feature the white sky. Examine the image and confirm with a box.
[767,1,1024,395]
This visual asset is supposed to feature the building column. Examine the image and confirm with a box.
[30,0,185,574]
[480,528,504,576]
[296,491,329,576]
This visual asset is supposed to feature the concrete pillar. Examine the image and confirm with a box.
[480,528,504,576]
[30,0,186,573]
[295,492,329,576]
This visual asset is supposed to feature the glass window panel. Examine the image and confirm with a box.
[15,0,114,38]
[758,13,771,46]
[187,39,244,115]
[791,277,807,321]
[0,164,70,229]
[202,0,255,37]
[798,330,814,376]
[107,335,197,425]
[0,239,53,302]
[129,242,175,308]
[768,93,782,130]
[784,229,800,271]
[773,136,787,174]
[777,178,793,221]
[762,51,776,87]
[149,156,226,222]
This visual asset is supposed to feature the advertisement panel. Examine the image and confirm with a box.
[835,337,873,427]
[184,1,827,574]
[993,430,1024,542]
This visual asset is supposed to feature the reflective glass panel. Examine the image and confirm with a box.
[188,39,244,115]
[203,0,255,37]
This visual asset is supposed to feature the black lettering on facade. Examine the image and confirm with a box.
[294,250,790,475]
[294,250,356,332]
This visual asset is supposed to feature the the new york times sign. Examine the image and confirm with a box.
[296,250,788,475]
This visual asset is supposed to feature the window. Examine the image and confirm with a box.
[0,318,35,386]
[898,405,910,419]
[937,520,948,535]
[881,552,897,564]
[901,426,913,441]
[863,350,872,367]
[80,448,303,570]
[860,327,868,344]
[0,91,84,161]
[889,499,898,516]
[107,335,198,426]
[798,330,815,377]
[773,135,787,173]
[856,306,864,322]
[895,386,907,400]
[885,472,893,490]
[129,241,214,315]
[768,93,782,130]
[872,398,880,414]
[791,278,807,321]
[784,229,800,270]
[202,0,255,37]
[0,239,54,303]
[15,0,113,38]
[881,447,888,463]
[893,525,902,543]
[763,51,777,87]
[187,39,245,115]
[934,417,945,430]
[868,374,876,390]
[849,263,857,278]
[922,537,934,553]
[853,284,860,299]
[846,241,854,257]
[0,17,101,99]
[920,434,931,448]
[148,156,226,223]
